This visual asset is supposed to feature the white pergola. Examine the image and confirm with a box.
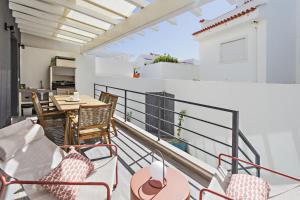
[9,0,214,53]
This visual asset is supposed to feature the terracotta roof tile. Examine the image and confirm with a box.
[192,7,256,36]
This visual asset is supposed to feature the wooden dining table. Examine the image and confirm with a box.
[50,95,106,145]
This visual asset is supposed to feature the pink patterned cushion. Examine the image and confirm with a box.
[40,147,94,200]
[226,174,270,200]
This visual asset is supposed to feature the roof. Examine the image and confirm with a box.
[192,0,266,36]
[9,0,206,53]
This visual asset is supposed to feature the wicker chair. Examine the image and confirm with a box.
[31,92,65,128]
[99,91,110,103]
[70,104,112,150]
[108,94,119,136]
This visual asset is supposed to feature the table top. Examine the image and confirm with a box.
[130,167,190,200]
[50,95,106,111]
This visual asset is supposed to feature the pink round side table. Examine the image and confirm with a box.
[130,167,190,200]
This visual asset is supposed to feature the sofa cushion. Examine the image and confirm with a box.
[226,174,270,200]
[39,147,94,200]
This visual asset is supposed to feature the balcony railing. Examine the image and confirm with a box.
[94,83,260,177]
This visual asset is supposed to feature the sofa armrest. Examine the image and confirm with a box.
[0,175,112,200]
[60,144,118,157]
[218,154,300,182]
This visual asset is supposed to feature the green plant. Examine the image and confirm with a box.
[153,54,179,64]
[126,111,133,122]
[176,110,186,138]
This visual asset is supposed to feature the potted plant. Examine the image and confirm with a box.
[153,54,179,64]
[169,110,188,152]
[126,111,133,122]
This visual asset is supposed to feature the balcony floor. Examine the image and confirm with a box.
[9,122,205,200]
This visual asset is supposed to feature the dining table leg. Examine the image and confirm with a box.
[64,111,70,146]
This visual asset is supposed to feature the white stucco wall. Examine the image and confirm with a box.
[20,46,79,89]
[196,20,266,82]
[296,0,300,83]
[92,76,300,184]
[75,55,96,97]
[140,62,200,80]
[263,0,297,83]
[195,0,299,84]
[95,56,132,77]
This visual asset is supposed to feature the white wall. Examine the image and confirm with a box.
[76,55,96,97]
[141,62,200,80]
[296,0,300,83]
[20,46,79,89]
[20,34,96,95]
[197,22,261,82]
[92,76,300,184]
[164,80,300,184]
[264,0,297,83]
[95,56,132,77]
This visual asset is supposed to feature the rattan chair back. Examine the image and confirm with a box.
[32,92,43,116]
[108,94,118,116]
[78,104,112,130]
[99,91,110,103]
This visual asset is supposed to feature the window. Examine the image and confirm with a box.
[220,37,247,63]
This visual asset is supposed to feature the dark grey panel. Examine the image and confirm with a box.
[0,0,21,127]
[145,92,175,136]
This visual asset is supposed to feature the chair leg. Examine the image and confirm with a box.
[78,135,81,145]
[111,119,117,136]
[107,132,112,157]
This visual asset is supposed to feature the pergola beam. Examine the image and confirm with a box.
[40,0,119,25]
[124,0,149,8]
[83,0,128,18]
[13,13,59,28]
[17,20,92,42]
[10,3,104,35]
[9,0,64,16]
[81,0,199,52]
[20,27,85,44]
[20,29,82,45]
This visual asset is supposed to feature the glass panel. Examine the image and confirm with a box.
[67,10,111,30]
[76,0,124,20]
[86,0,137,17]
[56,34,86,44]
[60,25,97,38]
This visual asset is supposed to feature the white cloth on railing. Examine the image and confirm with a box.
[0,122,44,161]
[0,119,33,138]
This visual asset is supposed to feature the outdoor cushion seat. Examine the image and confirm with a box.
[0,121,117,200]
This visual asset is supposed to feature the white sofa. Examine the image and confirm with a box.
[0,119,118,200]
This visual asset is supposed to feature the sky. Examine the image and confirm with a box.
[90,0,236,61]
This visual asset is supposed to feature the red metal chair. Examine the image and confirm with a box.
[199,154,300,200]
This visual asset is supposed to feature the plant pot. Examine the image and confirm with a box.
[169,140,188,152]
